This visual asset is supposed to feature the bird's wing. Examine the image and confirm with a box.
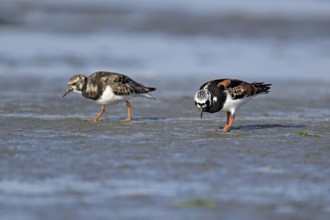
[101,73,152,96]
[218,79,257,99]
[200,79,227,90]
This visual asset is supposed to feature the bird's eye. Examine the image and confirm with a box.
[71,83,76,86]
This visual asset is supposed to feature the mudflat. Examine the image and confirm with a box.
[0,76,329,220]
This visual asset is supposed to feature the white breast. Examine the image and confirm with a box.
[221,93,252,114]
[96,85,133,105]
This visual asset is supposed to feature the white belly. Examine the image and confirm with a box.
[96,85,133,105]
[221,94,252,114]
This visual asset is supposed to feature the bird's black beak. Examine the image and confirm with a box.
[200,108,204,119]
[62,88,72,97]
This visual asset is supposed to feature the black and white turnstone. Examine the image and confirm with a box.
[194,79,271,132]
[63,71,156,122]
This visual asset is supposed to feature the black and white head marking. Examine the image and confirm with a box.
[62,75,87,97]
[194,89,212,118]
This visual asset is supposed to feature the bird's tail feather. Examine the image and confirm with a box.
[146,87,156,92]
[138,93,156,100]
[252,82,272,94]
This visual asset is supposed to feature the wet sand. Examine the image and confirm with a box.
[1,0,330,219]
[0,76,329,220]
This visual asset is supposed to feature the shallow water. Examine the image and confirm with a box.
[1,0,330,219]
[1,0,330,81]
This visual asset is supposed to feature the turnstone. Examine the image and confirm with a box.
[63,71,156,122]
[194,79,271,132]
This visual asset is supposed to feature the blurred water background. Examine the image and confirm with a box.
[1,1,330,220]
[1,0,330,81]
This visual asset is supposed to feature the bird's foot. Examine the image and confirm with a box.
[223,125,231,132]
[85,118,98,122]
[122,118,131,122]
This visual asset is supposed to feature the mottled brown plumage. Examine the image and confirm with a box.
[206,79,271,100]
[63,71,156,122]
[195,78,271,132]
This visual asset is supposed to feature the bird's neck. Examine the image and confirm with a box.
[208,92,226,113]
[82,79,101,100]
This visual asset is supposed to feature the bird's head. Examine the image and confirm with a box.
[194,89,212,118]
[62,74,87,97]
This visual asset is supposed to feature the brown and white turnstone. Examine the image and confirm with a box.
[194,79,271,132]
[63,71,156,122]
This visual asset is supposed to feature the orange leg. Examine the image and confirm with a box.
[223,113,235,132]
[86,105,105,122]
[225,111,231,126]
[122,101,132,122]
[223,111,231,131]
